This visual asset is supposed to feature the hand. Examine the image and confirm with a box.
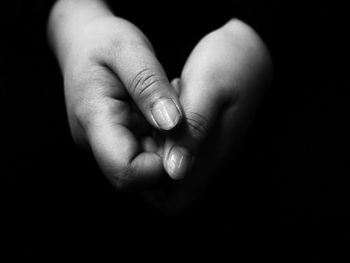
[48,0,184,190]
[145,19,273,213]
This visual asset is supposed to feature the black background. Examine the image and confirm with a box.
[1,0,349,261]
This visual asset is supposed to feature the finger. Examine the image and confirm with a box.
[164,79,225,180]
[146,105,243,213]
[104,41,183,131]
[171,78,181,95]
[88,112,165,190]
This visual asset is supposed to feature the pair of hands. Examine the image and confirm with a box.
[48,0,272,213]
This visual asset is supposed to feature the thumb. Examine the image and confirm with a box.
[163,78,225,180]
[104,37,183,131]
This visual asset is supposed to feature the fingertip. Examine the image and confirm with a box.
[141,136,158,152]
[171,78,181,95]
[165,146,193,180]
[151,97,182,131]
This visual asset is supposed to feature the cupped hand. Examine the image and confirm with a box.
[48,2,184,190]
[145,19,273,213]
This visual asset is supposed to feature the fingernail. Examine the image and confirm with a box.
[151,98,180,130]
[166,146,193,180]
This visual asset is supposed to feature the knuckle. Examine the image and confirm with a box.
[130,68,165,101]
[185,111,210,142]
[111,166,136,192]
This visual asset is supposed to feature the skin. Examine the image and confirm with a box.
[48,0,272,213]
[145,20,273,213]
